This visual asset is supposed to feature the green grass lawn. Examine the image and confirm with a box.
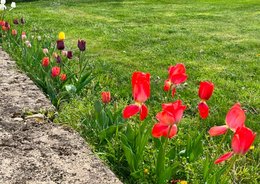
[5,0,260,183]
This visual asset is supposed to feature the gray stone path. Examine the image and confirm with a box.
[0,48,122,184]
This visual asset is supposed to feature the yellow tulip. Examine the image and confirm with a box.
[58,32,65,40]
[179,181,188,184]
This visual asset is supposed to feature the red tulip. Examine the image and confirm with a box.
[198,81,214,101]
[208,103,245,136]
[198,101,209,119]
[60,73,67,81]
[51,66,60,77]
[163,63,187,97]
[101,91,111,104]
[168,63,187,84]
[152,100,186,138]
[42,57,49,67]
[123,71,150,121]
[159,100,186,124]
[214,126,256,164]
[225,103,246,132]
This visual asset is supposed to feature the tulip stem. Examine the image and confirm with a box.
[79,51,82,81]
[223,155,237,181]
[217,131,228,154]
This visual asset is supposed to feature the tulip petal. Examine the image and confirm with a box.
[232,126,256,155]
[198,81,214,101]
[152,123,178,139]
[163,124,178,139]
[208,125,228,136]
[132,72,150,103]
[225,103,246,132]
[123,104,140,119]
[156,111,175,125]
[170,73,188,84]
[214,152,233,164]
[140,104,148,121]
[198,101,209,119]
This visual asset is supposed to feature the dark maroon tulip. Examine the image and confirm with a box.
[56,55,62,63]
[20,17,25,24]
[13,19,19,25]
[78,40,86,51]
[67,51,73,59]
[57,40,65,50]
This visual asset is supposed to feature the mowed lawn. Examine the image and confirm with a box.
[9,0,260,182]
[13,0,259,131]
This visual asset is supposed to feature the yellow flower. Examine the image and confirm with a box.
[58,32,65,40]
[179,181,188,184]
[250,146,254,150]
[256,54,260,57]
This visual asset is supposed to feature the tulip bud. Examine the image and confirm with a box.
[21,17,25,24]
[11,2,16,8]
[61,50,67,56]
[60,73,67,81]
[42,57,49,67]
[21,32,26,40]
[58,32,65,40]
[51,66,61,77]
[13,19,19,25]
[11,29,17,36]
[57,40,65,50]
[25,40,31,48]
[56,55,61,63]
[78,39,86,51]
[43,48,48,54]
[67,51,73,59]
[101,91,111,104]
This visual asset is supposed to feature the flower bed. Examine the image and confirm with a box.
[0,2,258,184]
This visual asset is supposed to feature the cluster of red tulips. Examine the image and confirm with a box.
[209,103,256,164]
[102,63,256,165]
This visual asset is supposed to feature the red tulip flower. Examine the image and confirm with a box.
[197,81,214,119]
[51,66,61,77]
[152,100,186,138]
[42,57,49,67]
[163,63,187,97]
[60,73,67,81]
[198,81,214,101]
[123,71,150,121]
[208,103,246,136]
[198,101,209,119]
[101,91,111,104]
[214,126,256,164]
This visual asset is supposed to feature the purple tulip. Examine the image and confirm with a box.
[57,40,65,50]
[78,40,86,51]
[67,51,73,59]
[13,19,19,25]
